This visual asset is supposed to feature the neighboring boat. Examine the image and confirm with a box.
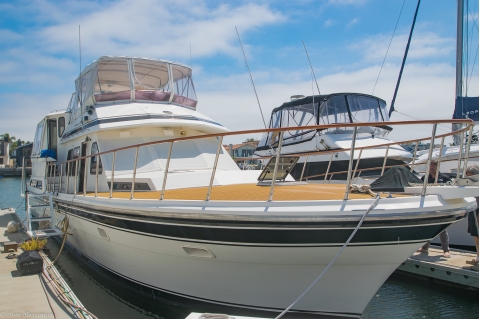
[23,56,477,319]
[254,93,413,180]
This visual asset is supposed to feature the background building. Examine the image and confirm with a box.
[0,136,9,167]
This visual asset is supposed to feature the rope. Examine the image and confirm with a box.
[372,0,406,95]
[275,194,381,319]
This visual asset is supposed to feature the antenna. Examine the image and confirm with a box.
[235,27,267,129]
[302,40,321,95]
[79,25,82,75]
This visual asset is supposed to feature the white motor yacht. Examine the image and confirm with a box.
[24,56,477,319]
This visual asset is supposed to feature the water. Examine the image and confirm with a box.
[1,177,478,319]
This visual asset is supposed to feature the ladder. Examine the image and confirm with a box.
[25,192,63,238]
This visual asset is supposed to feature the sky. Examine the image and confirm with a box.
[0,0,478,145]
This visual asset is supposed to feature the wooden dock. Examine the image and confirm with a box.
[0,167,31,177]
[396,246,478,290]
[0,208,90,318]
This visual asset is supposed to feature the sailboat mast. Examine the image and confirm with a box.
[455,0,464,98]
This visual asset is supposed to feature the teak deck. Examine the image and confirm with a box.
[88,183,384,201]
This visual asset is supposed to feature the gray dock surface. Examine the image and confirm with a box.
[397,247,479,289]
[0,209,78,318]
[0,167,31,177]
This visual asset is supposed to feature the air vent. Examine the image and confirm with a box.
[97,227,110,240]
[182,246,215,259]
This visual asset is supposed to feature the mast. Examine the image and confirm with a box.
[455,0,464,98]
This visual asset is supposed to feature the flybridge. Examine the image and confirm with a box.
[66,56,198,121]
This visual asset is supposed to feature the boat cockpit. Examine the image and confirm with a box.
[256,93,392,151]
[66,56,197,123]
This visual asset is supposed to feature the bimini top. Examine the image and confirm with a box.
[256,93,391,151]
[66,56,197,113]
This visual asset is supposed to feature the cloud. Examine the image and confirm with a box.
[349,31,455,62]
[347,18,358,27]
[324,19,335,27]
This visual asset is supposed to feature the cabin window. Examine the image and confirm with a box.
[32,121,45,156]
[47,119,57,156]
[67,93,80,123]
[58,117,65,137]
[133,60,171,102]
[171,65,197,109]
[90,142,103,175]
[318,96,350,125]
[94,58,131,103]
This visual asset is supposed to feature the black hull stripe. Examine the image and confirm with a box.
[57,203,460,246]
[63,240,362,319]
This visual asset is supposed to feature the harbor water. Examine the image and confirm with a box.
[1,177,478,319]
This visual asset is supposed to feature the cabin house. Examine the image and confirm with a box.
[224,140,262,169]
[14,142,33,167]
[0,136,9,167]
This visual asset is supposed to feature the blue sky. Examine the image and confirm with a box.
[0,0,478,144]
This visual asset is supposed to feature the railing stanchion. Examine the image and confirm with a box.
[109,152,116,199]
[74,160,78,195]
[131,147,139,200]
[53,162,57,192]
[299,155,309,181]
[456,131,465,179]
[95,155,100,197]
[434,137,445,185]
[410,142,419,172]
[83,156,88,196]
[324,153,333,184]
[422,124,437,196]
[59,163,63,193]
[344,127,358,200]
[66,162,70,194]
[352,148,363,181]
[206,137,224,201]
[462,125,473,178]
[268,131,284,202]
[160,142,174,200]
[381,146,390,176]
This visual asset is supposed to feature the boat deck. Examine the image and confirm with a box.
[88,183,394,201]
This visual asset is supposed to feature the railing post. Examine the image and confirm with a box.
[109,152,116,199]
[381,146,390,176]
[160,142,174,200]
[434,137,445,185]
[59,163,63,193]
[268,131,284,202]
[206,136,224,201]
[410,142,419,172]
[53,163,57,192]
[324,153,334,184]
[95,155,100,197]
[462,125,473,178]
[352,148,363,181]
[299,155,309,181]
[344,126,358,200]
[66,162,70,194]
[74,160,78,195]
[131,147,139,200]
[422,124,437,196]
[456,131,465,179]
[83,156,88,196]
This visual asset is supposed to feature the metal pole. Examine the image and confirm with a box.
[299,155,309,181]
[268,131,284,202]
[422,124,437,196]
[160,142,174,200]
[95,155,99,197]
[456,131,465,179]
[206,137,224,201]
[381,146,390,176]
[21,157,25,196]
[59,163,63,193]
[352,149,363,180]
[53,162,57,192]
[410,142,419,172]
[74,160,78,195]
[131,147,139,200]
[66,162,70,194]
[344,127,358,200]
[83,157,88,196]
[109,152,116,199]
[324,153,334,183]
[462,125,473,178]
[434,137,445,185]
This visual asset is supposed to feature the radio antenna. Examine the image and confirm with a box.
[302,40,321,95]
[79,25,82,75]
[235,27,267,129]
